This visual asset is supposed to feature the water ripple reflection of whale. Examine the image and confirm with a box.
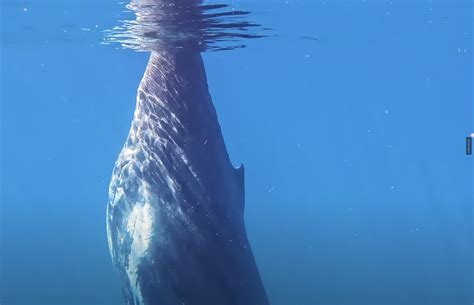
[104,0,268,52]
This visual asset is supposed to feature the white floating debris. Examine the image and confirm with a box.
[384,109,389,115]
[23,7,28,12]
[390,186,395,190]
[268,186,275,193]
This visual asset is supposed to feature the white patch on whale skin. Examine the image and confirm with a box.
[125,185,156,305]
[127,200,154,255]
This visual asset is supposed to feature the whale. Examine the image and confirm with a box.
[105,1,269,305]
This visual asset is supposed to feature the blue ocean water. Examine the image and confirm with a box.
[1,0,472,304]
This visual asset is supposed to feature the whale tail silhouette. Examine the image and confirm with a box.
[106,2,269,305]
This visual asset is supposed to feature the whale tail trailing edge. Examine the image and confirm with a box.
[235,164,245,188]
[234,164,246,213]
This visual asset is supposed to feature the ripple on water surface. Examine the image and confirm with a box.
[103,0,269,52]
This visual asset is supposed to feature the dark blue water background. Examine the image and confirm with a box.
[1,0,472,304]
